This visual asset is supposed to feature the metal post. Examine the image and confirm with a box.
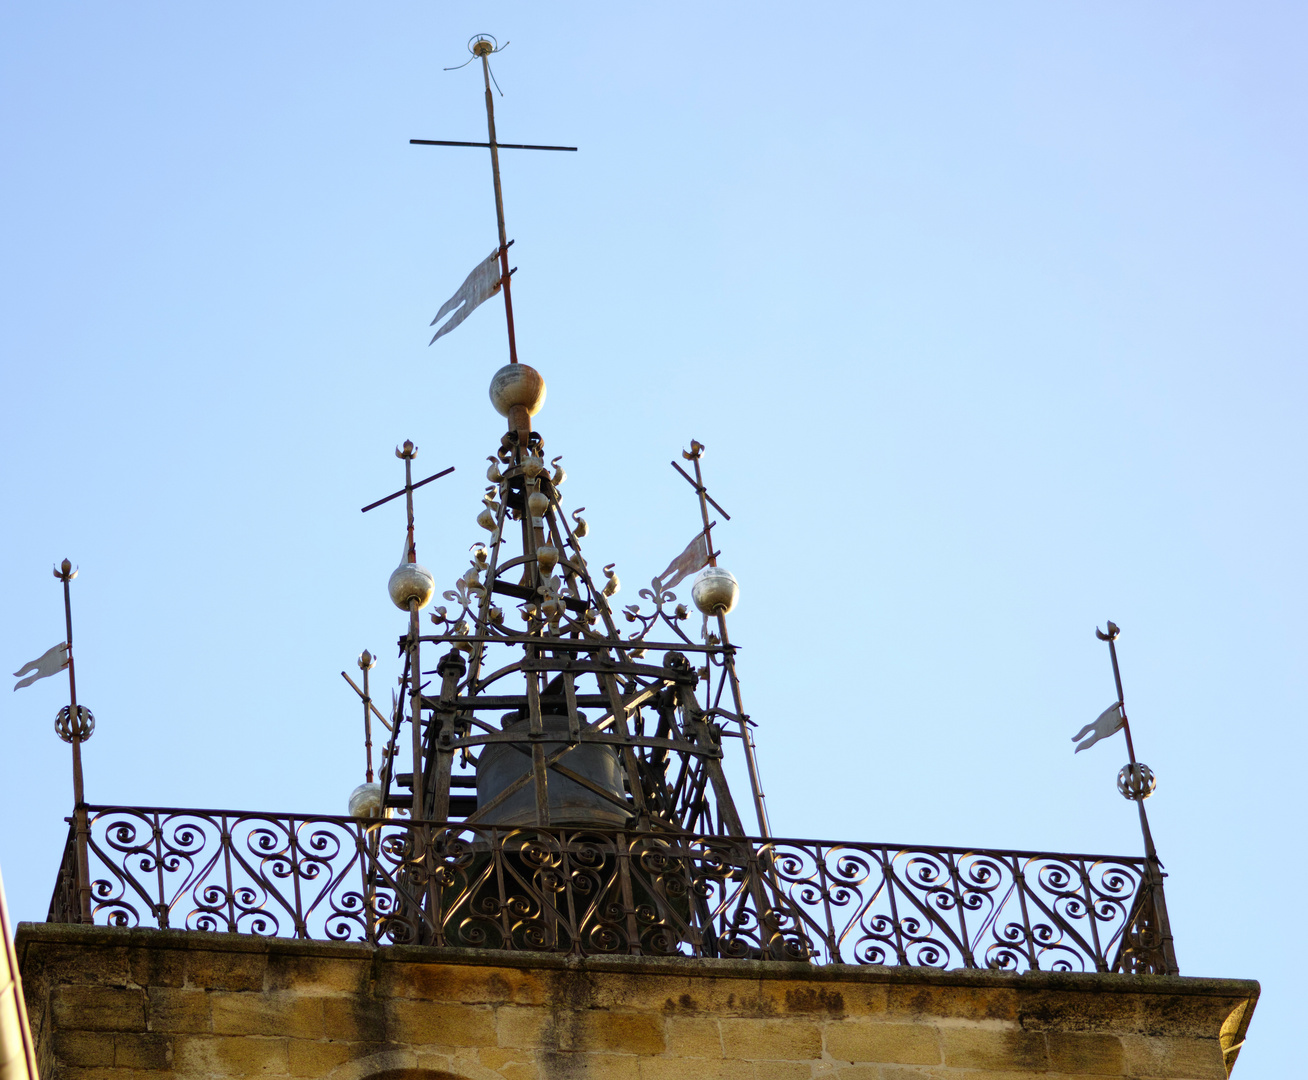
[399,445,426,821]
[1101,622,1178,974]
[687,446,770,837]
[55,559,92,924]
[476,40,518,367]
[360,651,376,783]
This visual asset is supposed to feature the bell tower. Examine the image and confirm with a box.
[369,361,761,843]
[11,33,1259,1080]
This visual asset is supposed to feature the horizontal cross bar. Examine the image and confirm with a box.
[410,139,577,152]
[670,461,732,520]
[416,635,737,654]
[360,466,455,513]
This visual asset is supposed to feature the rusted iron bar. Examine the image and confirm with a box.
[340,671,393,732]
[410,139,576,151]
[418,635,736,654]
[670,459,732,521]
[360,466,454,513]
[480,48,518,366]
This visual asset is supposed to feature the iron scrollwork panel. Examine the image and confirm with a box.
[59,807,1153,973]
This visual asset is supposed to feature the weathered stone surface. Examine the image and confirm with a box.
[830,1066,881,1080]
[53,1030,116,1067]
[386,998,496,1046]
[145,988,212,1034]
[1121,1033,1228,1080]
[52,986,148,1033]
[718,1018,822,1060]
[477,1045,534,1071]
[56,1069,177,1080]
[265,955,369,996]
[748,1063,813,1080]
[496,1006,554,1049]
[536,1050,641,1079]
[286,1039,360,1077]
[210,993,325,1040]
[113,1033,172,1070]
[1046,1031,1125,1075]
[825,1021,940,1065]
[16,923,1259,1080]
[560,1012,664,1055]
[638,1060,753,1080]
[940,1027,1050,1072]
[129,947,186,990]
[185,951,266,993]
[377,961,548,1006]
[664,1016,721,1057]
[172,1034,289,1077]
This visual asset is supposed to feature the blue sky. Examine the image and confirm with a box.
[2,4,1304,1073]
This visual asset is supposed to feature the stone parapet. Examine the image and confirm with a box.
[16,923,1256,1080]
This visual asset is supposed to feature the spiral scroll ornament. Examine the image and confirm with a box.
[55,704,94,743]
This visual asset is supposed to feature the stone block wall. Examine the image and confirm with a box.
[16,924,1256,1080]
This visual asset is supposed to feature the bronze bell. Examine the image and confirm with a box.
[475,711,631,827]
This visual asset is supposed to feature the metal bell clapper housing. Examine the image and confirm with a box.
[692,567,739,615]
[348,782,384,818]
[388,561,436,610]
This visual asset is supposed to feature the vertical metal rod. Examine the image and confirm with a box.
[480,50,518,365]
[687,448,770,838]
[400,446,426,821]
[56,559,92,924]
[409,648,424,817]
[1105,632,1156,861]
[360,652,375,783]
[1103,624,1177,974]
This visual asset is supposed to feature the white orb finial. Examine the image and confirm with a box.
[389,561,436,610]
[348,782,384,818]
[692,567,739,615]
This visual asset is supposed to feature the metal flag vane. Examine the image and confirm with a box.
[413,34,577,362]
[11,559,95,921]
[1080,620,1179,974]
[664,440,771,838]
[361,440,453,820]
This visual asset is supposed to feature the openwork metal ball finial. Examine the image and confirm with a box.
[1117,762,1157,801]
[55,705,94,744]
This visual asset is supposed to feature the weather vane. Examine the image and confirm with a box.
[1070,620,1178,973]
[358,439,454,818]
[12,559,94,922]
[412,33,576,371]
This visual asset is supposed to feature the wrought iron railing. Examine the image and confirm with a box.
[46,806,1173,974]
